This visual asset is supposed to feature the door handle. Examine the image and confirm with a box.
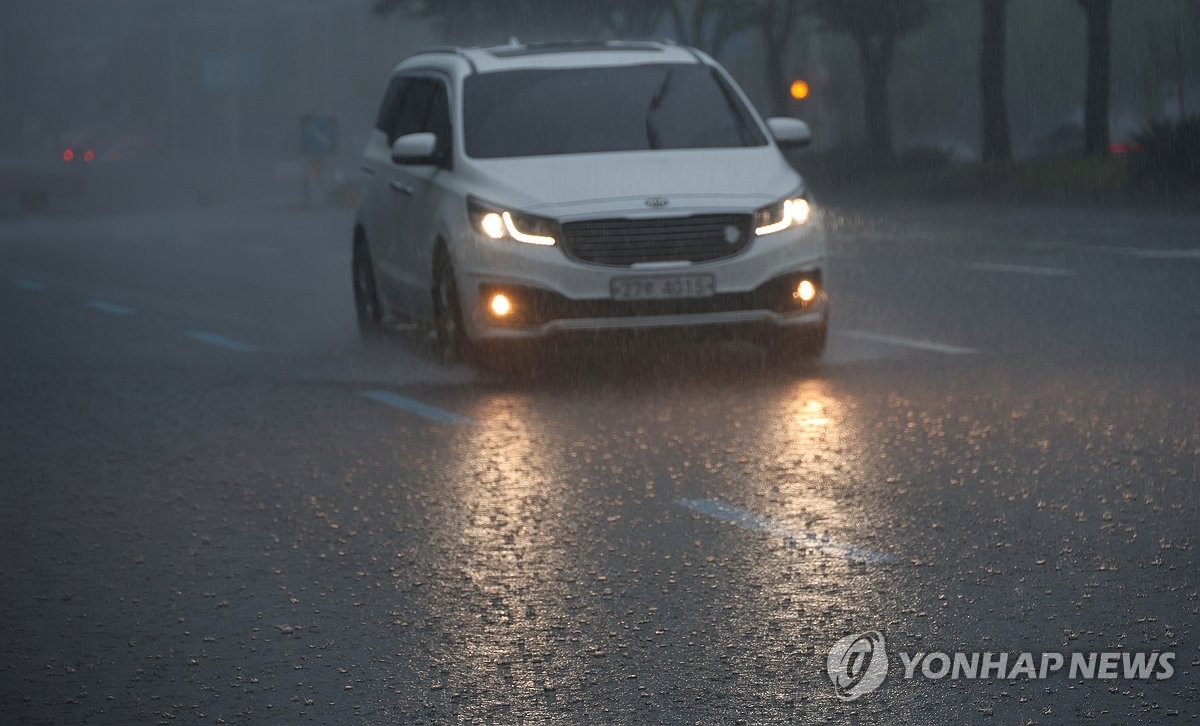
[360,165,375,177]
[389,181,414,195]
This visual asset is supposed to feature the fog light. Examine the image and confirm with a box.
[489,293,513,317]
[794,279,817,303]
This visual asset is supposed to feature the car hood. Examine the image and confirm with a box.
[464,147,802,219]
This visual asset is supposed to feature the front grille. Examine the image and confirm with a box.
[561,214,753,266]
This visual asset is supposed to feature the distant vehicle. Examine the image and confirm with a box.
[1029,121,1143,159]
[0,152,83,213]
[0,132,153,213]
[58,131,155,165]
[352,40,828,369]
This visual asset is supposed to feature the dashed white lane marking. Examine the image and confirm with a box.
[185,330,259,353]
[837,330,978,355]
[86,300,136,316]
[679,498,895,564]
[1087,246,1200,260]
[965,262,1076,277]
[360,389,474,425]
[13,279,46,291]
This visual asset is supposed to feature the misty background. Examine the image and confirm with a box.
[1,0,1197,213]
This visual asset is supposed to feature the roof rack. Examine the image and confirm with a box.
[486,39,668,58]
[411,45,477,72]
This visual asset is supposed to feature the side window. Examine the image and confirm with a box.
[391,78,435,142]
[374,76,409,140]
[424,82,452,163]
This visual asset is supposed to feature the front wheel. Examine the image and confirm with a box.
[432,253,471,365]
[353,238,386,341]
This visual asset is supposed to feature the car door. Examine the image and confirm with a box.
[378,76,435,315]
[360,75,408,308]
[404,76,454,322]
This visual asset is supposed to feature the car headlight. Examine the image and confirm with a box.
[468,197,557,246]
[754,194,812,236]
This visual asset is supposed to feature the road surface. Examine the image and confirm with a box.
[2,200,1198,723]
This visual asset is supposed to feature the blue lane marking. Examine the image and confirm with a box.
[13,279,46,291]
[87,300,136,316]
[678,498,896,564]
[185,330,258,353]
[360,389,474,425]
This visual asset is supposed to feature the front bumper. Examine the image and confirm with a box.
[474,271,826,339]
[455,221,828,341]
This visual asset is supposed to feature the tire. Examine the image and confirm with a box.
[352,236,386,341]
[765,324,827,372]
[432,250,471,365]
[432,250,546,375]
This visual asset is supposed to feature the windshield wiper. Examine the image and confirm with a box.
[645,68,675,150]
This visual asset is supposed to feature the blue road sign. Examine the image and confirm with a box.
[300,114,338,154]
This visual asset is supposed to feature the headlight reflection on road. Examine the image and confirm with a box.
[432,393,581,712]
[681,379,899,688]
[450,392,566,585]
[752,379,868,561]
[780,380,842,452]
[795,399,831,429]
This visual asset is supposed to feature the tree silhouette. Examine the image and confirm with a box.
[756,0,803,117]
[980,0,1011,161]
[1076,0,1112,155]
[668,0,755,58]
[811,0,932,159]
[373,0,609,43]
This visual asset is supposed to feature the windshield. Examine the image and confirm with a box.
[463,63,768,158]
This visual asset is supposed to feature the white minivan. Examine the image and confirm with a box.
[353,40,828,367]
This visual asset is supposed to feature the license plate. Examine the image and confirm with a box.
[610,274,715,301]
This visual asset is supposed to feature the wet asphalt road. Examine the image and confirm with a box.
[2,200,1199,724]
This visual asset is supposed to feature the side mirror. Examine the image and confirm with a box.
[391,132,438,165]
[766,118,812,149]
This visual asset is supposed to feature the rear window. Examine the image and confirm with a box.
[463,63,767,159]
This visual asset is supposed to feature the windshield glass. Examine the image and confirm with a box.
[463,63,768,158]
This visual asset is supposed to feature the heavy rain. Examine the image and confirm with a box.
[2,1,1198,723]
